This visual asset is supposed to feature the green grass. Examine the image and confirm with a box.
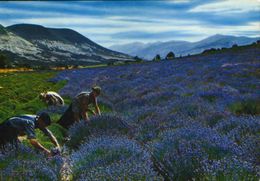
[0,70,112,149]
[228,99,260,115]
[0,71,68,150]
[201,94,217,103]
[0,71,67,122]
[79,64,107,69]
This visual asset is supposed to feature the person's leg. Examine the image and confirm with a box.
[58,104,76,128]
[0,122,18,150]
[74,112,80,122]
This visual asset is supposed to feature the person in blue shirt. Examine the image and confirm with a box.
[0,112,60,156]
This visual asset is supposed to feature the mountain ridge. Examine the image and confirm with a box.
[109,34,260,60]
[0,24,133,66]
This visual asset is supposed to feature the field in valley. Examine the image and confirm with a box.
[0,44,259,180]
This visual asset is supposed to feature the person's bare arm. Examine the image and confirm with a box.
[94,98,101,115]
[81,111,89,122]
[95,105,101,116]
[29,139,51,156]
[43,129,60,149]
[50,135,60,149]
[87,108,96,115]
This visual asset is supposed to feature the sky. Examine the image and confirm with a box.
[0,0,259,47]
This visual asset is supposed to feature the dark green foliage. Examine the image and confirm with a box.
[107,62,115,66]
[229,99,260,115]
[202,48,217,54]
[232,44,238,48]
[0,54,9,68]
[0,24,8,35]
[165,51,175,60]
[201,94,217,103]
[134,56,143,62]
[153,54,161,61]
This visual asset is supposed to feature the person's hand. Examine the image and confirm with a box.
[56,146,61,152]
[45,149,52,157]
[51,147,61,156]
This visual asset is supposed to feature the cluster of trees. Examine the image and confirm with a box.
[202,44,240,54]
[0,54,9,68]
[202,42,260,55]
[152,51,175,61]
[107,56,144,66]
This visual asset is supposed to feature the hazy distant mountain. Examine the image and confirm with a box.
[0,24,133,66]
[109,42,149,56]
[109,34,260,60]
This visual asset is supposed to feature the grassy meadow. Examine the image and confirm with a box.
[0,70,112,150]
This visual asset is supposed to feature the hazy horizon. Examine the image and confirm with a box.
[0,0,259,48]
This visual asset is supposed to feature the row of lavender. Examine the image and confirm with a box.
[0,115,162,181]
[0,48,259,180]
[54,50,259,180]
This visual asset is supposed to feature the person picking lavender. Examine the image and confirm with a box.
[0,112,60,156]
[39,91,64,107]
[58,86,101,128]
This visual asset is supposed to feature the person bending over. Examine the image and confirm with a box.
[58,86,101,129]
[0,112,60,156]
[39,91,64,107]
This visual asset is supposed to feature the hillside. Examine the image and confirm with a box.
[110,34,260,60]
[0,24,133,66]
[54,43,260,180]
[1,42,259,180]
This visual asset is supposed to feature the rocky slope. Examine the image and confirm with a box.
[0,24,133,66]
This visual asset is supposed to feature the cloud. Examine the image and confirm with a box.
[189,0,260,13]
[166,0,190,4]
[0,1,259,47]
[110,30,199,39]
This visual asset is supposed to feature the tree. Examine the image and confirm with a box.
[202,48,217,54]
[232,44,238,48]
[0,54,8,68]
[165,51,175,60]
[153,54,161,61]
[134,56,143,63]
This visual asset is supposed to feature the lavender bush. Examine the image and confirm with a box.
[148,124,244,180]
[70,136,163,180]
[0,144,63,181]
[66,113,130,149]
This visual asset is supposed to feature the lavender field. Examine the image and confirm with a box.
[57,45,259,180]
[1,45,260,180]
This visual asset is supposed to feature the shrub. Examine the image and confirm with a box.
[165,51,175,60]
[134,56,143,63]
[0,144,63,181]
[70,136,163,180]
[66,113,130,149]
[0,54,9,68]
[228,99,260,115]
[202,156,260,180]
[214,116,260,143]
[148,125,242,180]
[153,54,161,61]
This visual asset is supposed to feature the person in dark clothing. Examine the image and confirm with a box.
[0,112,60,156]
[39,91,64,107]
[58,86,101,129]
